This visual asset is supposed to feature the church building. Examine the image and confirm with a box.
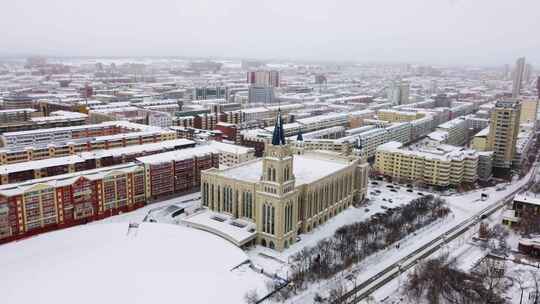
[200,110,369,251]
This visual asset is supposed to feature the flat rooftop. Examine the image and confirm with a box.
[216,152,352,185]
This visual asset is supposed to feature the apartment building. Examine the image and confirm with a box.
[433,116,468,146]
[375,141,478,187]
[136,146,220,199]
[520,99,539,124]
[0,139,196,185]
[205,141,256,168]
[377,109,424,122]
[386,122,412,144]
[0,122,176,165]
[0,163,147,244]
[487,100,521,170]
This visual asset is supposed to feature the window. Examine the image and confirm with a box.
[262,203,275,235]
[242,191,253,219]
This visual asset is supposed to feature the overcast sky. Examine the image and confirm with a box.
[1,0,539,65]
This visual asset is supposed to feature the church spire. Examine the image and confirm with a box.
[271,109,286,146]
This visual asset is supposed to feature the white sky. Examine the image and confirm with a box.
[1,0,539,65]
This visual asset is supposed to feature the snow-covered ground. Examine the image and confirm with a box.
[0,222,269,304]
[0,191,273,304]
[271,168,538,303]
[366,168,539,303]
[2,166,535,304]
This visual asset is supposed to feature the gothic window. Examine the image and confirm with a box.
[262,203,275,235]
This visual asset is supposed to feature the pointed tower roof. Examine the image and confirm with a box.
[271,109,286,146]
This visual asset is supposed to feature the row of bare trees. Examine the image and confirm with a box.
[278,195,451,301]
[406,254,507,304]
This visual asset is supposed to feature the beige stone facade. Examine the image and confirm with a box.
[375,141,478,187]
[201,144,369,251]
[487,100,521,169]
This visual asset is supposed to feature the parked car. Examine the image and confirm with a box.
[371,181,379,185]
[375,189,382,193]
[387,185,394,188]
[418,192,424,196]
[406,189,413,192]
[390,189,397,192]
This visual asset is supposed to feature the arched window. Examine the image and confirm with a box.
[261,239,267,247]
[262,203,275,235]
[269,241,275,249]
[267,167,271,181]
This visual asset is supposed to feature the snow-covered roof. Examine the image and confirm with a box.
[182,210,256,246]
[514,194,540,207]
[0,163,142,197]
[0,222,264,304]
[136,145,218,165]
[216,152,352,185]
[206,141,254,154]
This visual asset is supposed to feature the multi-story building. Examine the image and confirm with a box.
[512,57,526,98]
[145,111,171,128]
[348,110,375,128]
[465,115,490,132]
[411,116,436,140]
[520,99,538,125]
[477,151,494,181]
[432,117,468,146]
[1,95,35,110]
[0,109,87,133]
[0,163,147,244]
[355,128,388,159]
[487,100,521,171]
[386,122,412,144]
[377,109,423,122]
[199,112,369,251]
[387,79,410,105]
[472,127,490,151]
[0,122,176,165]
[0,139,196,185]
[136,146,220,199]
[0,108,36,124]
[503,194,540,226]
[374,141,478,187]
[205,141,256,168]
[192,86,227,100]
[248,85,275,104]
[247,70,280,87]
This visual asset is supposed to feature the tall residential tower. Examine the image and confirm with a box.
[487,100,522,173]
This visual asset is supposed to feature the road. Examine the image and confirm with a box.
[333,166,538,304]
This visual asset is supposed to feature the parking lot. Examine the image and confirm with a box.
[364,179,426,214]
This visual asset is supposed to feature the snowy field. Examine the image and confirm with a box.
[0,193,270,304]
